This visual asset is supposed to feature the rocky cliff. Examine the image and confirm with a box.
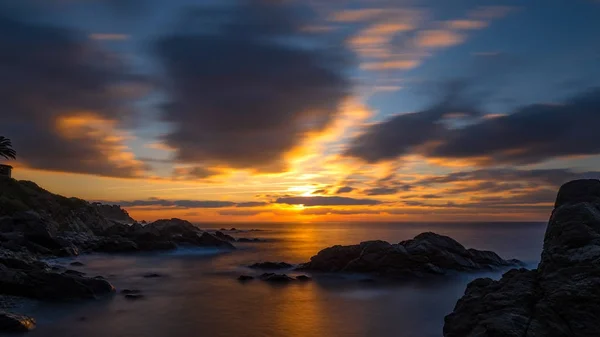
[444,179,600,337]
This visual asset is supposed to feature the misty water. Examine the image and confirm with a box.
[22,222,545,337]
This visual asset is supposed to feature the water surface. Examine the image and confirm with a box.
[24,222,546,337]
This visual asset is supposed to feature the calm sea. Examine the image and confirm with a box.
[23,222,546,337]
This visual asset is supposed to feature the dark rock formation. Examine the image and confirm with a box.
[295,275,312,281]
[237,275,254,281]
[214,231,236,242]
[300,233,519,279]
[142,273,163,278]
[248,262,293,270]
[91,203,135,224]
[124,294,144,300]
[0,259,114,301]
[0,311,36,332]
[444,179,600,337]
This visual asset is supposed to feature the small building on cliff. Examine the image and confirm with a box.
[0,164,13,178]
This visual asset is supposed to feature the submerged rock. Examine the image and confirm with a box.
[300,234,519,279]
[444,179,600,337]
[295,275,311,281]
[248,262,292,270]
[214,231,236,242]
[0,311,36,332]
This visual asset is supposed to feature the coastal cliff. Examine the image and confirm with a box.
[444,179,600,337]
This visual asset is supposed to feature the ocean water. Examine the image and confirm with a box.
[21,222,546,337]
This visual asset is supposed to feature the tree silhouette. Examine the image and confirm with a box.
[0,136,16,160]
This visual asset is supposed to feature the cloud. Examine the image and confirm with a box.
[0,12,146,177]
[274,196,381,206]
[173,166,220,180]
[330,9,387,22]
[344,82,482,163]
[346,84,600,166]
[445,20,488,30]
[363,187,398,196]
[415,29,464,48]
[156,1,351,172]
[335,186,354,194]
[415,168,600,188]
[236,202,268,208]
[431,89,600,165]
[110,198,237,209]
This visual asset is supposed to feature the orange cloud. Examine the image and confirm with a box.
[446,20,488,30]
[415,30,465,48]
[361,60,421,70]
[330,9,386,22]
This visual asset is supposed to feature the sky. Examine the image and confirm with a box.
[2,0,600,223]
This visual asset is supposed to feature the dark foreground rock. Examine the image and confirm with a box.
[0,311,36,332]
[444,179,600,337]
[300,233,519,279]
[0,260,115,301]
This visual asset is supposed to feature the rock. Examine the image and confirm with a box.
[124,294,144,300]
[0,311,35,332]
[248,262,292,270]
[295,275,311,281]
[70,261,84,266]
[63,269,85,277]
[260,273,294,282]
[237,238,262,242]
[0,264,115,300]
[142,273,163,278]
[444,179,600,337]
[230,228,237,231]
[301,234,519,279]
[121,289,141,295]
[194,232,236,249]
[237,275,254,281]
[145,218,199,237]
[91,203,135,224]
[214,231,236,242]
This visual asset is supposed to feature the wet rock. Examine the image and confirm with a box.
[444,179,600,337]
[295,275,311,281]
[248,262,292,270]
[237,275,254,281]
[142,273,163,278]
[0,311,35,332]
[121,289,141,295]
[70,261,84,266]
[301,234,519,279]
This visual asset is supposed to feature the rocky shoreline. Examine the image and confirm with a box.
[444,179,600,337]
[0,178,238,332]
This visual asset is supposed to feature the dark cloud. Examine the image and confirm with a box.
[335,186,354,194]
[114,198,236,208]
[431,89,600,164]
[0,11,146,177]
[416,168,600,188]
[156,0,351,171]
[345,82,481,163]
[236,202,268,208]
[363,187,399,196]
[346,87,600,165]
[274,196,381,206]
[173,166,220,180]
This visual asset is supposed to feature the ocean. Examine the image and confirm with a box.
[22,222,546,337]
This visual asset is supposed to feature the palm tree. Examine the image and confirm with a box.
[0,136,16,160]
